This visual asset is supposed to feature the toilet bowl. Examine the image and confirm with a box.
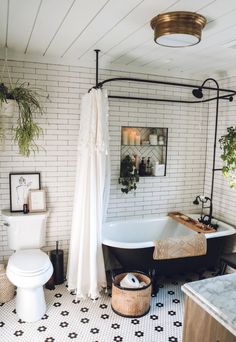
[7,249,53,322]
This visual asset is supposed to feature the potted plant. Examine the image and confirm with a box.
[219,126,236,189]
[0,82,44,157]
[0,83,17,117]
[119,155,139,193]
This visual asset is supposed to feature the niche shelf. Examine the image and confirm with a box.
[120,126,168,177]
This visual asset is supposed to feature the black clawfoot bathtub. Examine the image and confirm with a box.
[102,214,235,292]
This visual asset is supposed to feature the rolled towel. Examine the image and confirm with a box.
[153,233,207,260]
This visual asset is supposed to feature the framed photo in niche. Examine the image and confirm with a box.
[9,172,41,212]
[29,189,46,213]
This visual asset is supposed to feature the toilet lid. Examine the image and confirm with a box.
[8,249,51,276]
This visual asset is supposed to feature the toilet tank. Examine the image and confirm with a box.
[2,210,49,250]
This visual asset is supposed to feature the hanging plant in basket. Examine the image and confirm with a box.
[219,126,236,189]
[119,155,139,194]
[0,82,44,157]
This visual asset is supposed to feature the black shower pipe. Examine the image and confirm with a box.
[89,76,236,104]
[203,78,219,223]
[89,50,236,102]
[90,50,236,223]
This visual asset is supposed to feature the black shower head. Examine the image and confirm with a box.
[193,196,200,205]
[192,87,203,99]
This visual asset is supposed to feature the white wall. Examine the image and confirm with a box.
[0,59,212,266]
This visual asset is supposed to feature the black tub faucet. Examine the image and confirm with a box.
[193,195,218,229]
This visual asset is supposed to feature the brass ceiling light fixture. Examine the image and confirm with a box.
[150,11,207,47]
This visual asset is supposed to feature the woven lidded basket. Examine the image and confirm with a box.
[111,271,152,318]
[0,263,15,303]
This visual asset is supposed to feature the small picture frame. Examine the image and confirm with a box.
[9,172,41,212]
[28,189,46,213]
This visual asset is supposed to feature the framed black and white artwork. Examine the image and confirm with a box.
[9,172,41,212]
[29,189,46,213]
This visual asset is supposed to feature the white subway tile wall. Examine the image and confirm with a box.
[1,60,234,270]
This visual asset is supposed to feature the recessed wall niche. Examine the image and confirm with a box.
[120,126,168,177]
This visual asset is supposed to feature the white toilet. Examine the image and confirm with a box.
[2,210,53,322]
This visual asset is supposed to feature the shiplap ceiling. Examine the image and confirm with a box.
[1,0,236,78]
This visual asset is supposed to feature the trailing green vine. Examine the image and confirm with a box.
[219,126,236,189]
[119,155,139,194]
[0,82,44,157]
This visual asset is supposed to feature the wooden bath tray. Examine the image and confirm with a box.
[168,212,216,233]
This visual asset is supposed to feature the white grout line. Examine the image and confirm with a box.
[61,0,111,58]
[43,0,77,57]
[24,0,43,54]
[77,0,145,61]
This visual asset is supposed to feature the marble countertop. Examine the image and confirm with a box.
[181,273,236,336]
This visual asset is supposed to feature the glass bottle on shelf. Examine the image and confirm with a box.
[146,157,152,176]
[139,157,146,176]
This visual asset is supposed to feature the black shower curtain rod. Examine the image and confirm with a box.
[90,49,236,227]
[89,50,236,104]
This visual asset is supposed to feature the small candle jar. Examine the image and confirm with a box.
[129,132,135,145]
[158,135,164,145]
[149,134,157,145]
[135,134,141,145]
[122,130,128,145]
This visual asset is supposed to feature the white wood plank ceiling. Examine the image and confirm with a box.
[1,0,236,78]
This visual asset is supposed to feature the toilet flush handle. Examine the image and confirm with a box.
[2,222,9,227]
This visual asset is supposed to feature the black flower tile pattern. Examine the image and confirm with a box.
[14,330,24,337]
[173,321,182,327]
[17,319,26,324]
[0,272,215,342]
[41,314,49,320]
[135,331,144,338]
[68,332,78,339]
[169,337,178,342]
[155,325,164,332]
[45,338,55,342]
[53,302,61,307]
[168,310,176,316]
[38,326,47,332]
[59,322,69,328]
[81,318,89,324]
[156,302,164,307]
[172,299,180,304]
[168,290,175,295]
[90,328,99,334]
[101,314,109,319]
[55,293,62,298]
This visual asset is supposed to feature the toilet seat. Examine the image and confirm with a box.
[8,249,51,277]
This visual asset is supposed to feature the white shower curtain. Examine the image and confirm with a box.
[67,88,110,299]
